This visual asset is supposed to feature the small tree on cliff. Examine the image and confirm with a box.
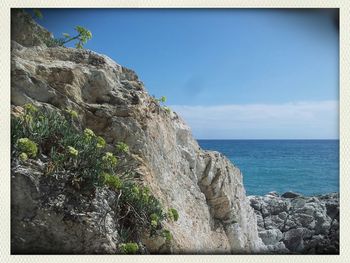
[61,26,92,49]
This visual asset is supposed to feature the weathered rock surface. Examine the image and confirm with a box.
[12,159,121,254]
[248,192,339,254]
[11,10,265,254]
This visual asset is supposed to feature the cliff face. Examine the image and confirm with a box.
[11,10,265,254]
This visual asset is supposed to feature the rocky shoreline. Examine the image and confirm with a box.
[10,9,339,254]
[248,191,339,254]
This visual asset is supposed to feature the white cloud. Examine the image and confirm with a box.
[170,100,339,139]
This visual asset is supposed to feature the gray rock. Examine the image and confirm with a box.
[11,9,52,47]
[267,191,279,197]
[283,228,305,252]
[258,229,283,245]
[248,193,339,254]
[281,192,301,198]
[11,161,119,254]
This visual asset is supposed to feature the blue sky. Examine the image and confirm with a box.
[31,9,339,139]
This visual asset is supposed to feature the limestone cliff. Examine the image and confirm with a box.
[11,10,265,254]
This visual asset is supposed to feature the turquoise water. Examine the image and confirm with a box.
[198,140,339,196]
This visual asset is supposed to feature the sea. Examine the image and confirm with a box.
[198,140,339,196]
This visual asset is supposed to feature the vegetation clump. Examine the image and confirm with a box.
[102,152,118,169]
[11,104,176,253]
[19,152,28,161]
[119,242,139,254]
[45,26,92,49]
[100,172,122,190]
[162,229,173,242]
[65,108,78,119]
[116,142,129,154]
[168,208,179,222]
[96,136,106,148]
[152,95,172,115]
[67,146,79,157]
[16,138,38,158]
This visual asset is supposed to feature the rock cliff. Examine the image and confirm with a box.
[11,10,265,254]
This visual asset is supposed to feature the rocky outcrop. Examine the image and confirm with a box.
[248,192,339,254]
[11,9,52,48]
[11,159,121,254]
[11,9,265,254]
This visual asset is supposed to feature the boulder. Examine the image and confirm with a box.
[281,192,301,198]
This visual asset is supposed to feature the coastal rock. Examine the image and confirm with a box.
[11,160,120,254]
[248,193,339,254]
[258,229,283,245]
[11,10,266,254]
[281,191,301,198]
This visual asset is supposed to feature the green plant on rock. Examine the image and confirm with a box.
[65,108,78,119]
[167,208,179,222]
[102,152,118,169]
[12,105,105,189]
[155,96,172,115]
[100,172,122,190]
[16,138,38,158]
[67,146,79,157]
[96,136,106,148]
[19,152,28,161]
[84,128,95,141]
[61,26,92,49]
[162,229,173,242]
[116,182,165,241]
[23,103,38,114]
[150,213,160,228]
[11,104,173,249]
[32,9,43,19]
[118,242,139,254]
[157,96,167,103]
[115,142,129,154]
[44,25,92,49]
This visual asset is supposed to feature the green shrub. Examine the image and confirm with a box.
[150,213,160,228]
[67,146,79,157]
[119,242,139,254]
[72,26,93,49]
[100,172,122,190]
[19,152,28,161]
[65,108,78,119]
[102,152,118,169]
[16,138,38,158]
[11,104,172,248]
[44,26,92,49]
[84,128,95,141]
[96,136,106,148]
[115,142,129,153]
[168,208,179,222]
[162,229,172,242]
[158,96,167,103]
[11,106,105,188]
[116,182,165,240]
[23,103,38,114]
[150,213,159,222]
[32,9,43,19]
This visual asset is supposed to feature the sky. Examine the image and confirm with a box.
[30,8,339,139]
